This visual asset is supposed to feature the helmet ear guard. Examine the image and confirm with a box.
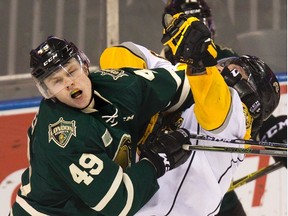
[233,80,262,119]
[238,55,280,121]
[219,55,280,134]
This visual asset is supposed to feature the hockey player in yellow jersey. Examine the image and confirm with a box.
[100,12,280,216]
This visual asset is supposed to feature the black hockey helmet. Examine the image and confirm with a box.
[30,36,90,98]
[219,55,280,121]
[164,0,215,38]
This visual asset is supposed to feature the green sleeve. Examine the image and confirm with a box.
[91,67,193,120]
[38,101,159,215]
[47,148,158,216]
[215,43,239,60]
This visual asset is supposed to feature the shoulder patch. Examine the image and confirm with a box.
[48,117,76,148]
[100,69,128,80]
[102,129,113,147]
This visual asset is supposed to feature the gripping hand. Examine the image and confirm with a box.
[139,128,191,178]
[161,13,217,72]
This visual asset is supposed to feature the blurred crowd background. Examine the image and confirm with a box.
[0,2,286,215]
[0,0,286,100]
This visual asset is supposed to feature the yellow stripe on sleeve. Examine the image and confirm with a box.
[187,66,231,130]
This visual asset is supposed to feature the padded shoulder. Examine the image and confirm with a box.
[100,42,147,69]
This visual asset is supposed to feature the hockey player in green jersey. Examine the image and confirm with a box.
[9,36,195,216]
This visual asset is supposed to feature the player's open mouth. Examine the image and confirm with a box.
[70,89,83,99]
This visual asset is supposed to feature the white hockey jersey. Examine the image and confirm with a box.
[100,42,248,216]
[136,88,246,216]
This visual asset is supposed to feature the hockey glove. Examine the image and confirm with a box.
[139,128,191,178]
[273,155,287,168]
[161,13,217,73]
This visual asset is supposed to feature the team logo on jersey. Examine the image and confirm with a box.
[273,81,280,94]
[100,69,128,80]
[48,117,76,148]
[242,103,253,130]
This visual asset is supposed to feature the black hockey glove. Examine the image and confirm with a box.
[273,155,287,168]
[139,128,191,178]
[161,13,217,73]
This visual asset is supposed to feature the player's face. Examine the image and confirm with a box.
[44,58,92,109]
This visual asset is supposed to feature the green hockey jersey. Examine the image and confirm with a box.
[11,67,193,216]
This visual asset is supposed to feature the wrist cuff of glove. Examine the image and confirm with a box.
[139,147,166,178]
[186,63,206,75]
[142,157,165,178]
[201,51,217,67]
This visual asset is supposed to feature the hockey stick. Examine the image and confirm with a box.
[182,134,286,189]
[188,134,287,149]
[182,145,287,157]
[228,161,284,191]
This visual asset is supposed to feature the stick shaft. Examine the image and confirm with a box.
[228,161,284,191]
[183,145,287,157]
[189,134,287,149]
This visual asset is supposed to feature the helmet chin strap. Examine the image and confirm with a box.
[80,88,94,110]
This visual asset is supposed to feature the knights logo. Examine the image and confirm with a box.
[100,69,128,80]
[48,117,76,148]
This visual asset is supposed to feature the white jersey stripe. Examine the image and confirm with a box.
[16,195,48,216]
[165,74,191,113]
[119,173,134,216]
[93,166,123,211]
